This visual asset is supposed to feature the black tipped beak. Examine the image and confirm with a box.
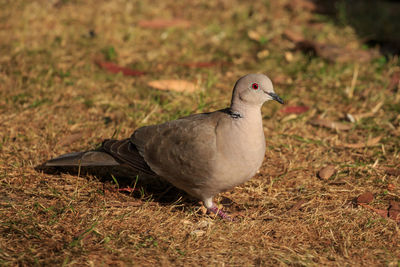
[267,92,284,104]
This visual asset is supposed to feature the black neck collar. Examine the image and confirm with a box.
[228,109,243,119]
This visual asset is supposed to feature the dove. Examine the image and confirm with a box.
[40,74,283,219]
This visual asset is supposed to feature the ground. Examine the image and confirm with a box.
[0,0,400,266]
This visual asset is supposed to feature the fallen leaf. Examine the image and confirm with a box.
[283,29,305,43]
[309,118,352,131]
[359,203,388,219]
[388,201,400,222]
[388,71,400,91]
[317,165,336,180]
[248,30,261,41]
[357,192,374,204]
[148,80,198,93]
[281,106,309,114]
[57,133,82,146]
[95,60,145,76]
[257,50,270,59]
[284,51,294,62]
[138,19,190,29]
[340,136,382,149]
[385,167,400,176]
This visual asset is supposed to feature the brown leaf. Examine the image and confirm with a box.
[388,71,400,91]
[257,50,270,59]
[317,165,336,180]
[281,106,309,114]
[385,167,400,176]
[147,80,198,93]
[284,52,294,62]
[359,203,388,219]
[57,133,82,147]
[340,136,382,149]
[388,201,400,222]
[138,19,190,29]
[309,118,352,131]
[95,60,145,76]
[248,30,261,42]
[389,201,400,210]
[357,192,374,204]
[283,29,305,43]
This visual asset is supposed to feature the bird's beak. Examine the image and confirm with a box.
[267,92,284,104]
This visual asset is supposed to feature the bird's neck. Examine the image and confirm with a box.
[230,101,263,120]
[229,101,266,165]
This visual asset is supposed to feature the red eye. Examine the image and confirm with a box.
[252,83,258,90]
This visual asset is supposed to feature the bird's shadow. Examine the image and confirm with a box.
[35,164,200,211]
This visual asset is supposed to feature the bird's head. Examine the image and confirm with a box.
[231,73,284,107]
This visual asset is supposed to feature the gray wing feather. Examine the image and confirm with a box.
[101,139,156,176]
[130,112,223,192]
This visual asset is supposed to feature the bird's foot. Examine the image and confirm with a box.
[207,205,233,221]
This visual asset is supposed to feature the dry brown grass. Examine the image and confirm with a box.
[1,0,399,266]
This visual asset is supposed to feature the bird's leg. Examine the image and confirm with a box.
[208,204,232,220]
[203,198,233,221]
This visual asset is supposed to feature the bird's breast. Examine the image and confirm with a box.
[212,118,266,191]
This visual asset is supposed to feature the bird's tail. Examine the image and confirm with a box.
[36,139,165,190]
[36,149,123,177]
[43,151,120,167]
[36,139,153,180]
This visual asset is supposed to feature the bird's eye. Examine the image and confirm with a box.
[251,83,259,90]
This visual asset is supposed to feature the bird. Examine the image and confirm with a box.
[39,74,284,219]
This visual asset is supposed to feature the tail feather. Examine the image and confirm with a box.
[37,139,157,178]
[44,151,120,167]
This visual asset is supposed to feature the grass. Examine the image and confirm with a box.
[1,0,400,266]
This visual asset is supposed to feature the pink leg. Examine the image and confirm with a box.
[207,204,233,221]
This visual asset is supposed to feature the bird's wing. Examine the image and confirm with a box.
[101,139,157,176]
[130,111,227,190]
